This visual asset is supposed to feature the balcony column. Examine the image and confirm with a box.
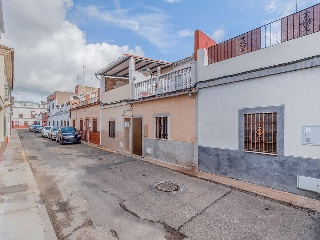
[129,57,135,99]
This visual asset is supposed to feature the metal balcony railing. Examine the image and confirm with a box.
[208,3,320,64]
[134,66,192,99]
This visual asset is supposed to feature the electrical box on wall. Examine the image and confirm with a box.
[302,126,320,145]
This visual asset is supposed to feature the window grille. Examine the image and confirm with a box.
[155,117,168,139]
[244,113,277,154]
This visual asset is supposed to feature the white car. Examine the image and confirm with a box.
[48,127,59,140]
[41,126,52,138]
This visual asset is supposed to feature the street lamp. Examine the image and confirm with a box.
[141,67,152,77]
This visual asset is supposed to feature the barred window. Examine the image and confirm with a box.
[109,121,115,138]
[155,117,168,139]
[244,113,277,154]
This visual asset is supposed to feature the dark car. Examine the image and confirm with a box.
[56,126,81,145]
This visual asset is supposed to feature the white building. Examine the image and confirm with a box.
[12,100,47,128]
[47,91,73,127]
[196,4,320,199]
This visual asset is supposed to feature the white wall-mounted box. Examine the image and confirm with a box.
[302,126,320,145]
[297,175,320,193]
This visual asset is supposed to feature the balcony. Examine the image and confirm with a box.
[208,3,320,64]
[133,65,193,100]
[70,90,100,109]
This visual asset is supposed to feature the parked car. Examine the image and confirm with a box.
[56,126,81,145]
[41,126,52,138]
[29,124,40,132]
[48,127,59,140]
[34,126,43,133]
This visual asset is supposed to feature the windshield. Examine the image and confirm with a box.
[61,127,76,133]
[45,127,51,130]
[52,127,58,131]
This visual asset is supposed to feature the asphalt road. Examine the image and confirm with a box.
[18,129,320,240]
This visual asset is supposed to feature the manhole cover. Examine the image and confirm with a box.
[156,181,179,192]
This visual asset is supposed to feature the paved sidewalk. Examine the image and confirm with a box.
[0,129,57,240]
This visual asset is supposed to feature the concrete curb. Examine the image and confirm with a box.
[83,141,320,213]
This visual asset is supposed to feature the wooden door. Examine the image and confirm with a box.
[132,118,142,156]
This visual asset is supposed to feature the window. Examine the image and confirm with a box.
[244,113,277,154]
[24,121,28,126]
[61,120,63,126]
[155,117,168,139]
[15,121,19,126]
[93,118,97,133]
[109,120,115,138]
[19,113,23,118]
[56,121,59,127]
[80,119,83,131]
[31,111,36,118]
[73,120,75,127]
[52,103,55,109]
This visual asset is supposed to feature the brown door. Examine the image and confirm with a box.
[85,118,90,142]
[132,118,142,156]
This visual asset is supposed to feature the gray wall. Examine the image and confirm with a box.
[144,138,198,168]
[199,146,320,199]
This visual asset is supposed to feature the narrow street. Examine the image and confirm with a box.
[18,130,320,240]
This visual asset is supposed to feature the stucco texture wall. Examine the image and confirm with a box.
[133,94,196,143]
[198,67,320,159]
[100,104,131,152]
[197,65,320,199]
[132,94,197,167]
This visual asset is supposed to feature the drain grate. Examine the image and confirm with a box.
[156,182,179,192]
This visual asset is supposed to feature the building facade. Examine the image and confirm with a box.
[47,91,73,127]
[0,44,14,154]
[70,85,100,145]
[97,54,199,168]
[196,4,320,199]
[11,100,47,128]
[131,56,198,167]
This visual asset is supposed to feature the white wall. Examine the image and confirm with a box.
[101,84,132,104]
[198,67,320,159]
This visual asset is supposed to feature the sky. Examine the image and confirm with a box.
[1,0,319,103]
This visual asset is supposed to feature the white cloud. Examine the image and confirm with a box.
[177,29,194,38]
[1,0,143,103]
[212,26,225,43]
[264,0,319,17]
[84,4,178,53]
